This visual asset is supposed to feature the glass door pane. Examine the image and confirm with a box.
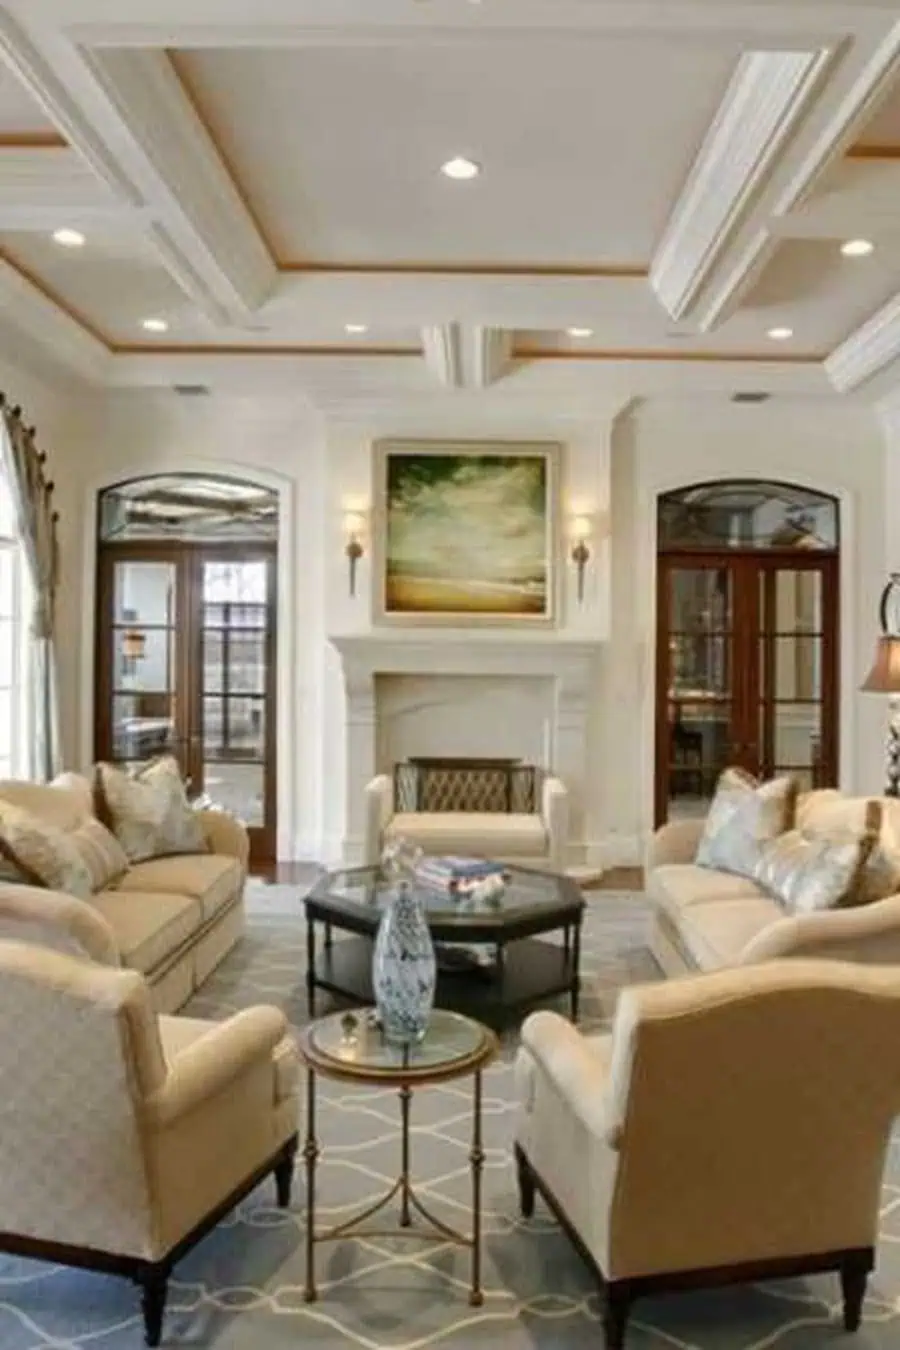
[758,566,826,790]
[108,560,182,769]
[663,564,735,821]
[195,557,272,834]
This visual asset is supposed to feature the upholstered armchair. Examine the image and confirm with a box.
[514,960,900,1348]
[0,940,299,1347]
[363,771,570,869]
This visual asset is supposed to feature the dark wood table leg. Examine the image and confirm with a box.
[306,915,316,1017]
[469,1068,484,1307]
[399,1084,412,1227]
[303,1068,319,1302]
[570,918,582,1022]
[324,922,333,951]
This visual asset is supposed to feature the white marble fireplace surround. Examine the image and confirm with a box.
[330,633,601,865]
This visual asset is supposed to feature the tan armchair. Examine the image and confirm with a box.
[0,940,299,1347]
[514,960,900,1348]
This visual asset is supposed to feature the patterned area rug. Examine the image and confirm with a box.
[3,881,900,1348]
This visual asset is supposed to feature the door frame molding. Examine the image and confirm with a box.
[638,472,855,848]
[80,461,295,862]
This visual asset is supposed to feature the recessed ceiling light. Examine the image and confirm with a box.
[52,227,85,248]
[767,326,793,341]
[440,156,481,181]
[141,317,169,333]
[841,238,875,258]
[345,323,368,334]
[566,327,594,338]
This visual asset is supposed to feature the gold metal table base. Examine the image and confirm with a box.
[303,1069,485,1307]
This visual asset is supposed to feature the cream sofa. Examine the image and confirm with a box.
[648,789,900,976]
[364,771,570,870]
[0,775,248,1013]
[0,938,298,1347]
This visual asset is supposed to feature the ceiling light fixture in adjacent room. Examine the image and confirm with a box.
[345,323,368,335]
[841,238,875,258]
[766,326,793,341]
[566,327,594,338]
[52,227,85,248]
[141,317,169,333]
[440,156,481,180]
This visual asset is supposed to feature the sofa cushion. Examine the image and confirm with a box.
[696,767,797,880]
[116,855,242,922]
[797,790,900,904]
[95,757,208,862]
[677,896,784,970]
[70,818,129,893]
[386,811,547,857]
[90,889,201,974]
[0,777,93,834]
[648,863,767,917]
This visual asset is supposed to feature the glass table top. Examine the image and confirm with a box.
[306,862,582,928]
[304,1007,495,1080]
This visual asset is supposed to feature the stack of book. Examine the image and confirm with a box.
[415,855,506,894]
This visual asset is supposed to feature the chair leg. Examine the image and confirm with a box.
[139,1266,169,1348]
[514,1143,535,1219]
[840,1260,869,1332]
[274,1137,298,1209]
[602,1284,630,1350]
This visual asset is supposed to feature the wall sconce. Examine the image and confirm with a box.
[344,512,366,597]
[569,517,592,603]
[121,628,146,677]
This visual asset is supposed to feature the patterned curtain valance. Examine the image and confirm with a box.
[0,393,61,779]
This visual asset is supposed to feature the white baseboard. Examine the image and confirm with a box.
[584,835,645,869]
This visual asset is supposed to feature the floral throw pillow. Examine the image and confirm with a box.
[696,767,797,881]
[95,757,208,863]
[0,799,93,898]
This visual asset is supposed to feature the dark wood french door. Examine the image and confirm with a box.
[655,551,839,827]
[96,542,277,862]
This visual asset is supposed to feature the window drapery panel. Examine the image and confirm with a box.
[0,396,60,781]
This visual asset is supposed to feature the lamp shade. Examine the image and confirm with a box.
[861,636,900,693]
[121,629,146,661]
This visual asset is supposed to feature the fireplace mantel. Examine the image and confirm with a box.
[329,631,602,865]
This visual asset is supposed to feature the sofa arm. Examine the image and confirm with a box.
[146,1005,288,1127]
[519,1010,617,1144]
[540,776,569,868]
[0,883,119,966]
[364,774,394,865]
[646,818,704,870]
[195,809,250,870]
[739,893,900,965]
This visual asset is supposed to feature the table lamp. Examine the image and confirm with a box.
[861,573,900,796]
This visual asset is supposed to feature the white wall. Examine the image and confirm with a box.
[52,386,887,866]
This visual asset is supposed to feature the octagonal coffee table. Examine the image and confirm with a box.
[303,863,585,1022]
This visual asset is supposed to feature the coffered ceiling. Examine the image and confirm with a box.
[0,0,896,409]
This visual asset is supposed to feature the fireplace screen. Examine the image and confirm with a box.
[394,757,539,814]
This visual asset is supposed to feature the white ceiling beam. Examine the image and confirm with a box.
[421,324,462,387]
[421,324,513,388]
[0,253,109,381]
[0,143,142,228]
[650,47,834,325]
[0,12,276,324]
[825,291,900,392]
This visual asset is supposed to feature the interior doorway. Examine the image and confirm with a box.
[94,476,278,863]
[655,480,840,828]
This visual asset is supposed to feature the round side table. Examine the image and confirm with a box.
[298,1007,498,1306]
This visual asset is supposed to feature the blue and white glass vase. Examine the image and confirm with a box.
[372,881,436,1046]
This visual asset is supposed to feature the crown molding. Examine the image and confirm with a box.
[650,47,833,325]
[826,291,900,394]
[0,13,275,323]
[0,143,135,228]
[0,253,108,381]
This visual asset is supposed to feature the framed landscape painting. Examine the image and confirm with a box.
[373,439,559,625]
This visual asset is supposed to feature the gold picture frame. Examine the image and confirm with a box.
[373,439,560,626]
